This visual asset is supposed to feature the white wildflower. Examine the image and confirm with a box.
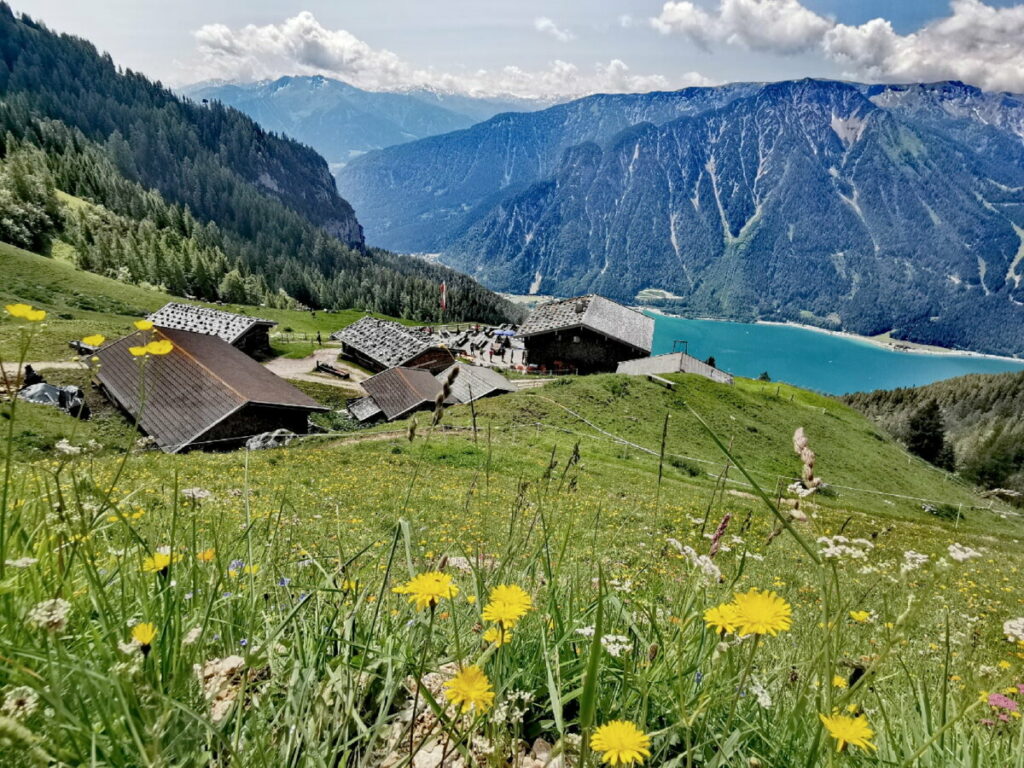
[1,686,39,719]
[26,598,71,632]
[4,557,38,568]
[749,678,773,709]
[183,626,203,645]
[54,439,82,456]
[1004,617,1024,644]
[818,536,871,560]
[600,634,633,658]
[575,626,595,638]
[667,539,722,583]
[901,550,930,574]
[182,487,212,501]
[947,543,981,563]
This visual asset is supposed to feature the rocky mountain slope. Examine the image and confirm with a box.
[337,79,1024,355]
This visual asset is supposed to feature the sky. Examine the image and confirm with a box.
[11,1,1024,99]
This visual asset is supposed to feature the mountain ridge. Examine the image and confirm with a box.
[337,78,1024,356]
[184,76,545,168]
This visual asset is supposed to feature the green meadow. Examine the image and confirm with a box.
[1,252,1023,766]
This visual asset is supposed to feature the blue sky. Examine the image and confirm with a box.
[12,1,1024,97]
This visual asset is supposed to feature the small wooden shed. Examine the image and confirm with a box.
[331,316,454,374]
[348,367,457,423]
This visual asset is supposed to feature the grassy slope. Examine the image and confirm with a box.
[0,239,412,360]
[3,245,1023,763]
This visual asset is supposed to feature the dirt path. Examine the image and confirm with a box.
[263,347,368,391]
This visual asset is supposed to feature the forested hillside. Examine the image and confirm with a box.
[339,78,1024,355]
[845,370,1024,501]
[0,4,520,324]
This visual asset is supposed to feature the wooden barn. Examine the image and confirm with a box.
[517,295,654,374]
[331,316,454,374]
[147,302,276,357]
[95,327,326,452]
[347,367,457,423]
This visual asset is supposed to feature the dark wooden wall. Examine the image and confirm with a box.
[189,404,314,451]
[524,327,643,374]
[235,326,273,358]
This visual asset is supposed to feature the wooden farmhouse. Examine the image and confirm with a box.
[147,302,276,357]
[95,327,326,452]
[348,367,457,423]
[517,295,654,374]
[331,316,454,374]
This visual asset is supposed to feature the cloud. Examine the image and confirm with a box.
[652,0,1024,92]
[824,0,1024,92]
[534,17,575,43]
[652,0,831,54]
[188,11,710,99]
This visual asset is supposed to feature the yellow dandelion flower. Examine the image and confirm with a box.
[128,345,148,357]
[196,548,216,563]
[443,664,494,713]
[392,571,458,610]
[703,602,740,635]
[145,339,173,355]
[82,334,105,347]
[591,720,651,766]
[134,319,154,331]
[466,595,477,604]
[819,712,877,752]
[141,552,177,573]
[483,625,512,646]
[832,675,848,689]
[730,588,792,636]
[849,610,872,623]
[481,584,533,629]
[132,622,157,647]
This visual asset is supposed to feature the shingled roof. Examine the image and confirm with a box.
[517,295,654,353]
[359,367,455,421]
[95,327,325,452]
[436,364,516,404]
[331,316,439,369]
[147,302,276,345]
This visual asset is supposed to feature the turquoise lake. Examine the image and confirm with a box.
[649,314,1024,395]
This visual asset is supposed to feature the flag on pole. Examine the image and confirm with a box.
[440,281,447,311]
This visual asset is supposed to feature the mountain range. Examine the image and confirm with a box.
[184,76,544,168]
[336,79,1024,356]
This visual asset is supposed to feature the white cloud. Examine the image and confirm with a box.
[824,0,1024,93]
[188,11,710,99]
[652,0,831,54]
[534,17,575,43]
[652,0,1024,92]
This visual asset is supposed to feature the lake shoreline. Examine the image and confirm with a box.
[642,308,1024,365]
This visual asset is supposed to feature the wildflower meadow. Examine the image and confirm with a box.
[1,304,1023,767]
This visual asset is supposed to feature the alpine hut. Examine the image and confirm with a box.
[146,302,276,357]
[95,327,326,452]
[517,295,654,374]
[347,367,457,423]
[331,316,454,374]
[436,364,516,404]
